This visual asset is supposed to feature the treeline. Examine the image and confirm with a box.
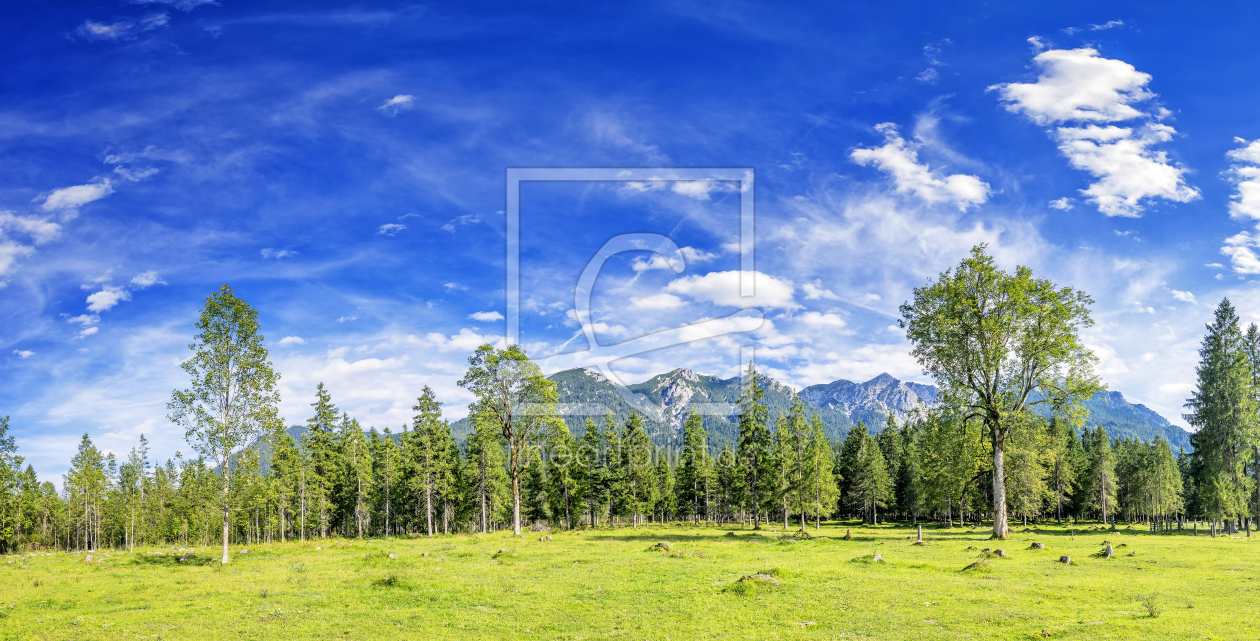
[0,368,1213,554]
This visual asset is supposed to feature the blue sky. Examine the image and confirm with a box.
[4,0,1260,481]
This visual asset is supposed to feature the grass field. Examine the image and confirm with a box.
[2,520,1257,640]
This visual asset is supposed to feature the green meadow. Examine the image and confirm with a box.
[3,521,1257,640]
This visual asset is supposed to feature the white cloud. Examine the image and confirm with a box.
[850,123,990,210]
[1169,290,1196,303]
[128,0,217,10]
[0,212,62,244]
[802,281,840,301]
[1049,197,1074,210]
[992,48,1153,124]
[992,48,1198,217]
[1054,124,1198,217]
[38,178,114,214]
[130,270,163,287]
[278,336,306,345]
[629,292,687,310]
[76,327,100,339]
[86,286,131,313]
[13,350,34,359]
[442,213,481,233]
[377,223,406,236]
[67,314,100,326]
[0,241,35,276]
[1091,20,1125,31]
[377,94,415,116]
[112,166,159,182]
[469,311,504,322]
[665,270,797,309]
[1206,262,1224,269]
[337,315,358,323]
[1226,138,1260,223]
[260,248,297,259]
[1222,232,1260,274]
[421,328,503,353]
[444,282,467,291]
[75,13,170,42]
[630,246,717,271]
[862,293,882,303]
[798,311,848,329]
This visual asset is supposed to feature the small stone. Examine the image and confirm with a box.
[85,554,93,562]
[994,549,1007,558]
[239,549,248,554]
[872,553,884,563]
[388,554,397,559]
[498,549,509,554]
[738,573,780,584]
[1059,555,1072,565]
[545,536,552,541]
[315,546,322,550]
[1029,542,1044,550]
[1103,545,1113,559]
[422,552,429,557]
[655,542,671,550]
[981,548,992,553]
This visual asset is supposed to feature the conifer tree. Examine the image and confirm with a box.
[409,386,453,536]
[736,365,774,528]
[804,415,839,528]
[675,412,709,524]
[303,383,340,539]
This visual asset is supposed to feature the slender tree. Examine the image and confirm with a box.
[167,284,281,564]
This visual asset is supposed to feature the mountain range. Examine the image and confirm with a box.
[450,368,1193,452]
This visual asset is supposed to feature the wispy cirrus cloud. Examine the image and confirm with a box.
[75,13,170,42]
[850,123,990,211]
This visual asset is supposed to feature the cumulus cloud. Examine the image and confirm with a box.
[444,282,467,291]
[278,336,306,345]
[992,48,1198,217]
[1169,289,1196,303]
[469,311,505,322]
[850,123,990,210]
[1222,232,1260,275]
[421,328,503,353]
[1054,124,1199,217]
[1226,138,1260,223]
[86,286,132,312]
[130,270,163,287]
[802,281,840,301]
[377,223,406,236]
[260,248,297,259]
[377,94,416,116]
[798,311,848,329]
[38,178,114,214]
[13,350,34,359]
[629,292,687,310]
[76,326,100,339]
[75,13,170,42]
[665,270,797,309]
[1049,198,1074,210]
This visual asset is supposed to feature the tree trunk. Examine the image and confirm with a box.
[991,442,1009,538]
[512,473,522,537]
[425,472,434,537]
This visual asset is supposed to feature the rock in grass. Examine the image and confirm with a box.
[994,549,1007,558]
[872,553,884,563]
[1029,542,1044,550]
[545,536,552,541]
[388,554,397,559]
[738,573,781,584]
[239,549,248,554]
[725,532,735,537]
[1058,555,1072,565]
[655,542,671,550]
[1103,545,1113,559]
[315,546,322,551]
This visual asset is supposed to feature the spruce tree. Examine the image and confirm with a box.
[736,364,774,528]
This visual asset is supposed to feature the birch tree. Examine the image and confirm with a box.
[168,284,281,564]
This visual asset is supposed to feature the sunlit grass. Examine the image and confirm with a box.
[1,520,1255,640]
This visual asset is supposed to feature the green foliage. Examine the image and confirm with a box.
[900,244,1102,537]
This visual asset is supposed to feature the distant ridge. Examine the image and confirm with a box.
[449,368,1192,451]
